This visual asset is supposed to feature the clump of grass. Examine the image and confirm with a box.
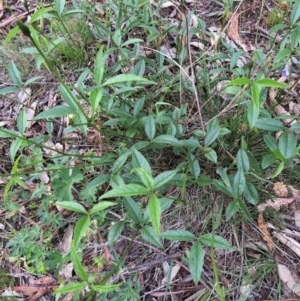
[266,7,287,26]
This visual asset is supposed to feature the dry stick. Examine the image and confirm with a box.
[142,46,205,133]
[257,26,282,43]
[128,253,182,270]
[120,235,212,292]
[184,0,245,123]
[0,3,52,28]
[185,15,205,133]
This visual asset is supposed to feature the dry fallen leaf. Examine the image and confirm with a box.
[12,276,56,301]
[162,263,181,285]
[227,13,248,52]
[59,262,74,279]
[258,212,274,251]
[257,183,300,213]
[271,228,300,257]
[278,264,300,296]
[150,0,179,8]
[294,209,300,229]
[257,197,295,212]
[58,225,73,256]
[26,100,38,130]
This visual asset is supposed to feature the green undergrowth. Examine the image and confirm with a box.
[1,0,300,300]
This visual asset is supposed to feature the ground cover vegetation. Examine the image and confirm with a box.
[1,0,300,300]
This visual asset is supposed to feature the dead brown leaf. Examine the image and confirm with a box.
[12,278,56,301]
[102,246,113,266]
[227,13,248,51]
[258,212,274,251]
[278,264,300,296]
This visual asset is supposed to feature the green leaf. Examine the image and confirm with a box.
[216,167,231,188]
[71,242,88,282]
[274,48,292,64]
[112,151,131,174]
[10,139,23,162]
[148,194,161,236]
[126,127,137,138]
[55,0,65,16]
[112,28,121,46]
[4,26,21,44]
[8,61,22,87]
[273,149,285,161]
[30,7,55,22]
[0,86,20,95]
[290,122,300,131]
[204,149,218,163]
[189,241,205,284]
[90,201,117,215]
[269,23,289,35]
[124,197,143,224]
[272,160,285,178]
[52,169,84,202]
[255,79,288,88]
[108,221,125,246]
[24,76,44,86]
[132,148,151,173]
[251,83,260,110]
[159,197,174,213]
[244,182,258,205]
[199,234,235,250]
[225,200,240,220]
[55,201,87,214]
[236,149,249,172]
[204,127,220,146]
[133,97,145,116]
[89,88,103,116]
[101,74,153,87]
[188,153,200,179]
[278,131,297,159]
[141,226,163,248]
[227,78,252,85]
[90,284,121,293]
[0,128,18,138]
[153,170,177,189]
[161,230,196,241]
[145,115,156,140]
[232,170,245,197]
[236,198,252,220]
[264,134,277,150]
[55,282,87,294]
[255,118,284,131]
[196,175,212,187]
[100,184,150,199]
[121,38,143,46]
[59,85,78,111]
[17,109,27,135]
[94,46,104,85]
[80,175,110,200]
[133,168,154,189]
[213,180,233,197]
[153,135,181,146]
[247,151,261,175]
[291,2,300,25]
[34,106,75,120]
[61,9,85,17]
[222,86,242,94]
[73,215,90,247]
[262,153,277,169]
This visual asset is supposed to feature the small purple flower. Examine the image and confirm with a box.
[282,65,289,77]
